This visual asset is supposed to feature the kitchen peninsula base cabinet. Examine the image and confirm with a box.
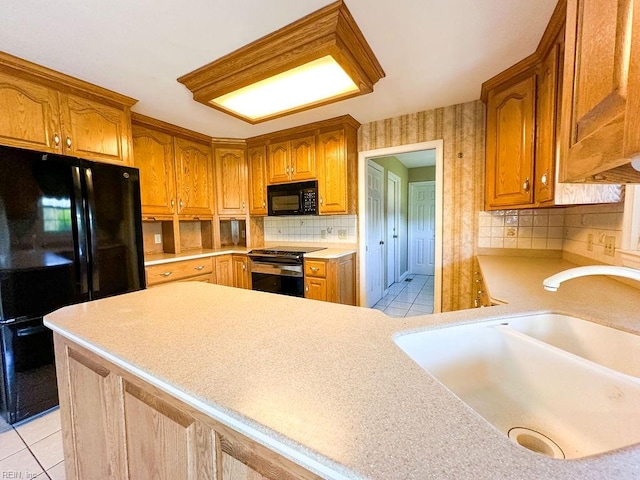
[53,336,322,480]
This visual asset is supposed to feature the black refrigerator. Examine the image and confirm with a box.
[0,144,145,424]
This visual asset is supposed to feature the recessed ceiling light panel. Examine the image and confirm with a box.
[177,0,385,124]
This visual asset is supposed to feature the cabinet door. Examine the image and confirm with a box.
[248,145,268,215]
[215,147,247,215]
[175,137,214,216]
[535,40,561,205]
[61,347,127,480]
[317,129,348,214]
[123,381,214,479]
[215,254,234,287]
[132,124,176,216]
[289,134,316,180]
[560,0,636,181]
[267,140,291,184]
[0,72,61,152]
[60,93,131,165]
[485,76,536,209]
[232,255,251,289]
[305,277,327,301]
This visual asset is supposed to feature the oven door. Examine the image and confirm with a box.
[250,262,304,297]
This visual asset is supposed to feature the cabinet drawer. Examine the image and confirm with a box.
[146,258,213,286]
[304,260,326,278]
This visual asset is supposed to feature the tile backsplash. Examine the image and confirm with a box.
[264,215,357,243]
[562,203,624,265]
[478,209,565,250]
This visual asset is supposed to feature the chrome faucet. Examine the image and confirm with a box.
[543,265,640,291]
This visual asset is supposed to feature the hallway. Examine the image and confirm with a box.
[372,274,434,317]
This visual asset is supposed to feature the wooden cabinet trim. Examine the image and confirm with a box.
[0,50,137,108]
[132,112,212,144]
[124,381,194,428]
[68,348,111,378]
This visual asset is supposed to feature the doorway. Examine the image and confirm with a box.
[358,140,443,313]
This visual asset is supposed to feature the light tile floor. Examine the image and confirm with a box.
[372,274,435,317]
[0,408,65,480]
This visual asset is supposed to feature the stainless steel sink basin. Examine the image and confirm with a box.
[394,313,640,459]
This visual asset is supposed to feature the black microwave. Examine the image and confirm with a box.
[267,180,319,216]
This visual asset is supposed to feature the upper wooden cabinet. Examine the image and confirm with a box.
[248,115,360,215]
[481,0,623,210]
[559,0,640,182]
[132,115,214,219]
[0,51,135,165]
[132,124,176,216]
[267,134,316,183]
[214,143,248,216]
[175,137,214,216]
[247,144,268,215]
[485,75,536,209]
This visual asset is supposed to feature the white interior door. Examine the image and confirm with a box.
[409,182,435,275]
[386,173,400,288]
[366,161,385,307]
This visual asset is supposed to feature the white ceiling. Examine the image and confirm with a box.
[0,0,557,139]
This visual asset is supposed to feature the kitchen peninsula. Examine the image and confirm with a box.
[45,256,640,480]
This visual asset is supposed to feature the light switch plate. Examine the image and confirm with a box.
[338,229,347,239]
[154,234,162,244]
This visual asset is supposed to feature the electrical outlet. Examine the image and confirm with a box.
[320,229,327,239]
[154,234,162,244]
[587,233,593,251]
[604,235,615,256]
[338,229,347,239]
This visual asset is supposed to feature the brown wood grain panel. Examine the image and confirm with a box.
[133,123,177,216]
[248,145,268,215]
[176,137,214,216]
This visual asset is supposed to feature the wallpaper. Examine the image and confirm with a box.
[358,100,486,311]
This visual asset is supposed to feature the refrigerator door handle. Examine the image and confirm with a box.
[72,166,89,296]
[84,168,100,295]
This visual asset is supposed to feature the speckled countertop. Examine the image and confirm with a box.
[44,256,640,479]
[143,246,355,266]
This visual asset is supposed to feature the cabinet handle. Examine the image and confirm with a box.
[523,177,530,192]
[171,199,175,208]
[305,285,309,292]
[242,201,245,209]
[160,271,172,277]
[286,166,290,174]
[319,197,323,205]
[310,267,319,272]
[66,137,72,149]
[541,171,549,186]
[291,166,295,175]
[262,201,266,208]
[194,265,205,271]
[242,263,246,271]
[179,200,183,209]
[53,133,60,147]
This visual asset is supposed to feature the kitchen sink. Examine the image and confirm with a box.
[394,314,640,459]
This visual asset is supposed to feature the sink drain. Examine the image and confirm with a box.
[508,427,565,459]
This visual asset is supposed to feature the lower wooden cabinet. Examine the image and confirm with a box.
[232,254,252,289]
[215,254,234,286]
[304,254,355,305]
[54,336,321,480]
[146,258,214,286]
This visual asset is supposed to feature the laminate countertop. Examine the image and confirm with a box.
[143,247,356,266]
[44,256,640,479]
